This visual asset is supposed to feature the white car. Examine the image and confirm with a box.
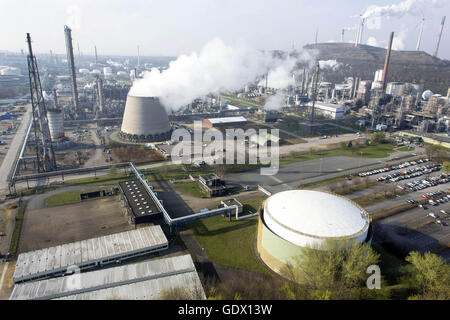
[428,213,437,218]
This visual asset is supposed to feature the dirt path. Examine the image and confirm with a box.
[83,126,106,168]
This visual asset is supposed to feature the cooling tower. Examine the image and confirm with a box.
[119,95,172,142]
[47,109,64,141]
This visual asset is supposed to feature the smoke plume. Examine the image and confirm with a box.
[318,59,342,70]
[392,28,409,50]
[129,38,318,112]
[362,0,447,19]
[263,93,285,111]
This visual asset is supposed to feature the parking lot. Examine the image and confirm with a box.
[375,192,450,262]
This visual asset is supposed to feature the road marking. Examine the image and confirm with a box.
[0,262,9,290]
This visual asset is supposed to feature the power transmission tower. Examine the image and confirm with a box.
[26,33,57,172]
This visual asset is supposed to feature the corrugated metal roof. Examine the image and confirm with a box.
[13,225,168,283]
[10,254,205,300]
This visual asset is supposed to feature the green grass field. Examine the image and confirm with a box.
[279,143,397,166]
[8,204,25,257]
[189,215,269,275]
[172,181,205,198]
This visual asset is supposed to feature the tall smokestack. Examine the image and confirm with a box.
[310,62,320,123]
[315,28,318,45]
[53,88,58,108]
[341,29,345,42]
[96,75,104,113]
[64,25,79,110]
[382,32,394,93]
[416,17,425,51]
[433,16,446,58]
[358,18,366,46]
[94,45,98,64]
[137,45,140,67]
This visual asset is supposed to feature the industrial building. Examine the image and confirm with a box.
[13,225,168,284]
[198,173,227,197]
[10,254,205,300]
[118,179,163,225]
[119,95,172,142]
[257,190,373,276]
[203,116,247,128]
[310,102,346,119]
[221,198,243,215]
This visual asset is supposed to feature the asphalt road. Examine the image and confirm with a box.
[225,147,421,193]
[0,107,31,190]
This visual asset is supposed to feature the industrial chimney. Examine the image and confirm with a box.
[433,16,446,58]
[358,18,366,46]
[416,17,425,51]
[381,32,394,93]
[64,25,79,111]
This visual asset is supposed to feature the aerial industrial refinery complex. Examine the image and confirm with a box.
[0,1,449,303]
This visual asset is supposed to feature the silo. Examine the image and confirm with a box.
[119,95,172,142]
[47,109,65,141]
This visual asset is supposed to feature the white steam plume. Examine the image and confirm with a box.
[129,38,317,112]
[367,36,379,46]
[318,59,342,70]
[362,0,447,19]
[392,28,409,50]
[263,93,285,111]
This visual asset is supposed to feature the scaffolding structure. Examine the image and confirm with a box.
[26,33,57,172]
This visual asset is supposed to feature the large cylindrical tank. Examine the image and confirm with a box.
[119,95,172,142]
[257,190,372,275]
[47,109,64,141]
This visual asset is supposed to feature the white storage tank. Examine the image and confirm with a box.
[47,109,64,141]
[257,190,372,275]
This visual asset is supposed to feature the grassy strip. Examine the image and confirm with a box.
[329,180,377,195]
[55,172,131,187]
[396,146,414,152]
[8,204,25,257]
[45,188,113,207]
[353,190,407,207]
[370,200,427,221]
[221,94,263,108]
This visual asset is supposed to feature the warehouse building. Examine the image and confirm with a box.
[10,254,205,300]
[203,116,247,128]
[312,102,346,119]
[13,226,168,284]
[118,179,163,225]
[257,190,373,276]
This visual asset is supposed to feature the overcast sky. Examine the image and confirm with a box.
[1,0,449,59]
